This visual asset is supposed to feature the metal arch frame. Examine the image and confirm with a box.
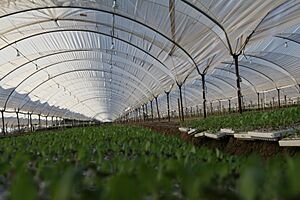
[92,111,116,121]
[275,33,300,45]
[62,97,130,119]
[207,74,237,92]
[220,62,278,90]
[78,107,120,121]
[211,74,258,99]
[32,89,138,116]
[4,58,154,110]
[0,5,232,75]
[180,78,230,101]
[15,74,150,116]
[215,67,258,93]
[0,29,176,81]
[163,84,224,111]
[180,0,233,54]
[66,98,128,118]
[204,82,229,99]
[37,82,142,110]
[187,62,244,97]
[164,89,194,107]
[92,112,109,120]
[0,7,196,79]
[187,75,235,97]
[6,74,148,117]
[21,69,150,118]
[5,76,149,119]
[245,53,299,87]
[0,48,165,87]
[179,85,226,104]
[36,103,87,119]
[31,82,143,115]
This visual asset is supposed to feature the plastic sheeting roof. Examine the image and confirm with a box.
[0,0,300,122]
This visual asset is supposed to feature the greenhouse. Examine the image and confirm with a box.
[0,0,300,199]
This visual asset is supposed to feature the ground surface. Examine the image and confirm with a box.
[137,121,300,158]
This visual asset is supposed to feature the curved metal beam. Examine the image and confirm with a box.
[0,48,163,87]
[275,34,300,45]
[180,0,233,54]
[207,75,237,92]
[222,61,278,89]
[62,96,129,118]
[4,65,151,110]
[32,90,136,116]
[31,81,142,114]
[217,68,258,94]
[0,29,176,81]
[246,53,299,87]
[0,6,200,75]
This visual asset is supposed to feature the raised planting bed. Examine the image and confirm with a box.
[182,107,300,135]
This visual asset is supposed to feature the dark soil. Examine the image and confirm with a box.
[136,121,300,158]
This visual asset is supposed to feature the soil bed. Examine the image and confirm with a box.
[136,121,300,158]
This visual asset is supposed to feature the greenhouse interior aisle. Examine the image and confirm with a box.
[0,0,300,199]
[0,0,299,131]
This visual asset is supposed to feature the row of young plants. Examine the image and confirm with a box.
[0,125,299,200]
[182,106,300,133]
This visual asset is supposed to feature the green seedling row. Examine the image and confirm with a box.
[0,125,299,200]
[182,107,300,132]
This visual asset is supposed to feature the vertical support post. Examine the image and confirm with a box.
[56,117,58,126]
[177,98,181,120]
[51,116,54,126]
[155,96,160,121]
[201,74,207,118]
[1,111,5,135]
[145,104,148,121]
[150,100,153,121]
[30,113,33,132]
[166,91,171,122]
[178,84,184,122]
[16,111,20,132]
[233,54,243,114]
[45,116,48,128]
[138,107,141,121]
[277,88,281,108]
[257,93,260,110]
[38,114,41,129]
[228,99,231,112]
[284,95,287,106]
[28,112,30,129]
[210,102,213,114]
[142,105,145,121]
